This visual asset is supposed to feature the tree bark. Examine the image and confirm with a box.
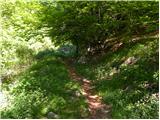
[75,39,79,57]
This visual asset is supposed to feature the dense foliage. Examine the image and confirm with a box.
[1,54,88,118]
[1,0,53,77]
[75,36,159,119]
[0,0,159,119]
[42,1,158,56]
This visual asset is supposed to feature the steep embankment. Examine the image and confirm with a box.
[74,34,159,119]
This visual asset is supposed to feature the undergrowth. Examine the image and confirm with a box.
[1,51,89,119]
[74,36,159,119]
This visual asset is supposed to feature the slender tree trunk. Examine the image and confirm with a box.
[75,39,79,57]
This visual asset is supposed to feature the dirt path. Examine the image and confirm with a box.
[64,59,111,119]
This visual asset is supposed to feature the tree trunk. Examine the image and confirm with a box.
[75,39,79,57]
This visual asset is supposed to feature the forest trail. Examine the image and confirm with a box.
[64,59,112,119]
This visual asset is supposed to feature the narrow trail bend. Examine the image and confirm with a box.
[64,59,112,119]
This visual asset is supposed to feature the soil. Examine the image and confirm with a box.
[64,59,112,119]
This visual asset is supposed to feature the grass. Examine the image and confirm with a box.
[74,37,159,119]
[1,36,158,119]
[1,50,89,119]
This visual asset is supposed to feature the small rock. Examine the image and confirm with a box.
[47,112,59,119]
[75,91,81,97]
[78,56,87,64]
[109,67,120,76]
[123,56,138,65]
[111,42,123,52]
[123,86,132,92]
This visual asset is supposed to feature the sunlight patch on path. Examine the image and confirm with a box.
[64,59,112,119]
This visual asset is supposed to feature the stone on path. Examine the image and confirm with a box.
[123,56,138,65]
[47,112,59,119]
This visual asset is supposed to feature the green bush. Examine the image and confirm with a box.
[75,37,159,119]
[1,54,89,119]
[0,0,53,77]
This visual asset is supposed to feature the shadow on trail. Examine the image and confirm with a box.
[74,37,159,119]
[1,49,88,119]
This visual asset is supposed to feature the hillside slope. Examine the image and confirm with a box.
[74,34,159,119]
